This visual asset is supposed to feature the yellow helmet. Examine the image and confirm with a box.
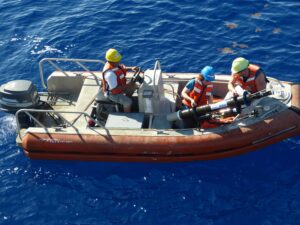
[105,48,122,62]
[231,57,249,74]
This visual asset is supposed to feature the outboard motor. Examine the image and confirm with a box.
[0,80,40,113]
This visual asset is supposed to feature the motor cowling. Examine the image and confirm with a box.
[0,80,40,113]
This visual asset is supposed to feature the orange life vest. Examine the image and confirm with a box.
[182,77,213,108]
[102,62,127,95]
[234,64,261,93]
[200,117,234,129]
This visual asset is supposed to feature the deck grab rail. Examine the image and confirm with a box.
[38,58,105,89]
[16,109,100,140]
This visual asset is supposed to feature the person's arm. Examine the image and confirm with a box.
[105,71,117,90]
[207,95,213,104]
[181,80,198,107]
[205,83,214,104]
[255,71,267,91]
[112,84,128,93]
[181,87,197,107]
[206,86,214,104]
[122,64,138,72]
[228,74,238,95]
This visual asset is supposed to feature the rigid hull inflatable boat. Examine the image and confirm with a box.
[0,58,299,162]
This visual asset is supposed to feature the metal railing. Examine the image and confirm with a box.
[153,60,162,97]
[38,58,105,89]
[16,108,101,140]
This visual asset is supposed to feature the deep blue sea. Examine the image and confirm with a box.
[1,0,300,224]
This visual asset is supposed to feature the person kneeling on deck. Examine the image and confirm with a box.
[182,66,215,108]
[180,66,215,128]
[226,57,268,99]
[102,48,138,112]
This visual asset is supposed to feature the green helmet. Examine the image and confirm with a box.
[231,57,249,74]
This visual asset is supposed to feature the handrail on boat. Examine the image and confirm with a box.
[153,60,162,97]
[154,60,161,71]
[15,108,101,140]
[38,58,105,89]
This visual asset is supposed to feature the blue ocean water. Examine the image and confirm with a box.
[0,0,300,224]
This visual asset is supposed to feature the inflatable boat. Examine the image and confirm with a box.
[0,58,299,162]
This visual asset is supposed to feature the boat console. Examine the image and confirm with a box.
[92,61,176,129]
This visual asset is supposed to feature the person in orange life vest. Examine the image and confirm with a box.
[182,66,215,109]
[227,57,267,97]
[102,48,138,113]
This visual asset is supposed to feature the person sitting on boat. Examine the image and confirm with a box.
[181,66,215,109]
[102,48,138,113]
[226,57,268,98]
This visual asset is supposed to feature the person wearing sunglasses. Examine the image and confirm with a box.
[227,57,268,97]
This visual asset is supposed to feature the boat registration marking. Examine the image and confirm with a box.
[39,138,73,144]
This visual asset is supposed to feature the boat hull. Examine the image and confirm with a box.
[21,109,300,162]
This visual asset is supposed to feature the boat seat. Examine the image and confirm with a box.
[47,71,84,94]
[95,91,115,104]
[95,90,121,112]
